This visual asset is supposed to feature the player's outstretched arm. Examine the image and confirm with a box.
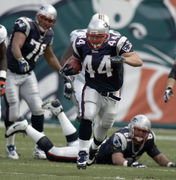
[112,152,147,168]
[153,153,176,167]
[109,52,143,67]
[122,51,143,67]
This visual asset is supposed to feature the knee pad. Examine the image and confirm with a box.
[37,136,53,153]
[101,115,115,129]
[31,106,44,116]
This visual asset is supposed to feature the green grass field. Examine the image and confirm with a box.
[0,124,175,180]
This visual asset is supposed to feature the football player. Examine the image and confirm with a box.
[0,25,7,119]
[61,17,143,169]
[4,4,73,159]
[163,60,176,102]
[5,100,176,168]
[60,13,115,119]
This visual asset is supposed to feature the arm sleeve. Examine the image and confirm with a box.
[147,144,161,158]
[116,35,133,55]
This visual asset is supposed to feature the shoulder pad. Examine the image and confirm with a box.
[109,29,121,36]
[147,130,156,142]
[113,132,127,151]
[15,17,31,36]
[70,29,87,42]
[0,25,7,43]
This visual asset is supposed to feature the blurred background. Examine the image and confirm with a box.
[1,0,176,128]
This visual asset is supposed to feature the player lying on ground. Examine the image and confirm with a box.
[5,99,176,168]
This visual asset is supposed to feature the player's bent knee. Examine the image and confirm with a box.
[31,107,44,116]
[83,103,97,121]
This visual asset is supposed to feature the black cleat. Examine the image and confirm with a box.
[87,146,98,166]
[77,151,88,169]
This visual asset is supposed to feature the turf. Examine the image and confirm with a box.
[0,125,175,180]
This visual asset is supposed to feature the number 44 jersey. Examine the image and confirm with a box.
[72,31,134,93]
[7,17,54,74]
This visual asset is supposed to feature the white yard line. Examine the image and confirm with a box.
[0,171,124,179]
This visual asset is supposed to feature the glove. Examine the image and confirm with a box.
[130,162,147,168]
[63,76,74,100]
[18,57,30,73]
[164,87,173,103]
[0,78,6,96]
[109,55,126,64]
[42,99,63,116]
[167,162,176,167]
[60,64,76,76]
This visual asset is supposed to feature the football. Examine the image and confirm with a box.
[65,57,82,75]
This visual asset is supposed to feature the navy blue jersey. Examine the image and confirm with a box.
[96,127,160,164]
[72,32,133,92]
[7,17,54,74]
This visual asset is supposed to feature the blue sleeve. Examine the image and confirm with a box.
[119,39,134,55]
[111,134,123,153]
[147,144,161,158]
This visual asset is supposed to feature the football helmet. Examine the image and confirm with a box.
[36,4,57,32]
[91,13,110,27]
[128,114,151,145]
[86,19,109,49]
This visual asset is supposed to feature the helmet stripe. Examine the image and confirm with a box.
[99,13,104,21]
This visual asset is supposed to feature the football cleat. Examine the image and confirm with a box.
[5,120,28,138]
[6,145,19,159]
[42,99,63,116]
[33,145,47,159]
[87,146,98,166]
[77,151,88,169]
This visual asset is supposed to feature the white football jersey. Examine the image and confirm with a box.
[0,24,7,44]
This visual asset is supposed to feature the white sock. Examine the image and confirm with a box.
[6,134,15,146]
[26,125,45,143]
[78,138,91,153]
[57,112,76,136]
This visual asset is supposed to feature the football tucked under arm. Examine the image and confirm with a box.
[61,57,82,76]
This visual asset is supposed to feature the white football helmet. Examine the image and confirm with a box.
[36,4,57,32]
[128,114,151,145]
[86,19,109,49]
[91,13,110,27]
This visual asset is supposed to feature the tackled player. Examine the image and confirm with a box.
[5,99,176,168]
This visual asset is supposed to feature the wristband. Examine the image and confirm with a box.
[123,160,128,166]
[167,162,173,167]
[17,57,25,62]
[0,70,6,79]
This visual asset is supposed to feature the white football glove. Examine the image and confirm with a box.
[63,76,74,100]
[42,99,63,116]
[164,87,173,103]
